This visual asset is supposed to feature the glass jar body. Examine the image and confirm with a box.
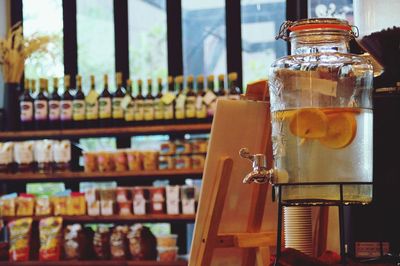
[269,30,373,204]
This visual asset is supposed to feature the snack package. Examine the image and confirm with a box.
[35,196,52,216]
[0,142,13,173]
[83,151,98,172]
[97,152,115,172]
[63,224,83,260]
[110,226,129,260]
[13,141,34,172]
[34,140,53,173]
[0,193,17,216]
[142,151,159,171]
[87,200,100,216]
[52,140,71,172]
[160,142,176,156]
[159,156,175,170]
[8,218,33,261]
[52,192,70,216]
[126,150,142,171]
[93,225,110,259]
[118,201,132,216]
[113,151,128,172]
[174,155,192,169]
[127,224,157,260]
[191,154,206,169]
[39,217,63,261]
[67,192,86,216]
[16,194,35,216]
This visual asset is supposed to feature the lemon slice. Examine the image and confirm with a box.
[319,112,357,149]
[289,108,328,139]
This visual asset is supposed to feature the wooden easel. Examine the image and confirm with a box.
[189,98,277,266]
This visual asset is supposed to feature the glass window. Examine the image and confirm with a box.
[22,0,64,83]
[241,0,286,87]
[128,0,168,82]
[77,0,115,92]
[182,0,227,77]
[308,0,354,23]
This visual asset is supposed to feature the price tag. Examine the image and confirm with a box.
[120,95,132,110]
[175,94,186,109]
[161,92,176,105]
[203,90,217,105]
[85,90,99,104]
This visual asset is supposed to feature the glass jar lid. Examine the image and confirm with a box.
[276,18,359,41]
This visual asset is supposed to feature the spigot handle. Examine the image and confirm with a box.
[239,148,253,161]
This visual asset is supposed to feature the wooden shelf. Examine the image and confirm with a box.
[1,214,196,223]
[0,260,188,266]
[0,123,212,140]
[0,169,203,182]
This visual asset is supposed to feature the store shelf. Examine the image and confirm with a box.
[0,169,203,182]
[0,123,212,140]
[1,214,196,223]
[0,260,188,266]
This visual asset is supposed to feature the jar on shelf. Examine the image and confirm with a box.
[269,18,373,204]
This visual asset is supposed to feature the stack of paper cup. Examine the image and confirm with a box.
[284,206,313,256]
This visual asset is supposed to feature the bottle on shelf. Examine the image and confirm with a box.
[34,78,49,130]
[144,78,155,122]
[86,75,99,128]
[49,77,61,129]
[134,79,145,122]
[195,75,207,120]
[206,75,217,117]
[174,75,185,121]
[30,79,37,96]
[112,72,125,127]
[227,72,241,100]
[60,75,74,129]
[123,79,135,124]
[185,75,196,121]
[19,79,34,130]
[163,76,175,121]
[99,74,112,128]
[216,74,227,98]
[73,75,86,128]
[154,77,164,121]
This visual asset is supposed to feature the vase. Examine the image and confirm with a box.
[3,82,21,131]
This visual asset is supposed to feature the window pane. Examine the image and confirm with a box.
[77,0,115,91]
[182,0,227,77]
[308,0,354,23]
[241,0,286,87]
[23,0,64,83]
[128,0,168,81]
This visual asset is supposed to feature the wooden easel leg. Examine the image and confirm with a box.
[256,247,271,266]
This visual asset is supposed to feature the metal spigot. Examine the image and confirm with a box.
[239,148,274,184]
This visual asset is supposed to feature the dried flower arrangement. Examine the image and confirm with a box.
[0,22,53,83]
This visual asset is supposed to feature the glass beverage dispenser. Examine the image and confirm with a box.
[269,18,373,204]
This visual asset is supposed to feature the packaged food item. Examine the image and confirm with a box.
[34,140,53,173]
[87,200,100,216]
[13,141,34,172]
[8,218,33,261]
[93,225,110,259]
[16,194,35,216]
[126,150,142,171]
[192,139,208,154]
[118,201,132,216]
[110,226,129,260]
[116,187,129,203]
[175,140,192,155]
[181,186,196,214]
[113,151,128,172]
[156,234,178,247]
[160,142,176,156]
[0,193,17,216]
[63,224,83,260]
[142,151,159,171]
[52,193,69,216]
[39,217,63,261]
[0,142,13,173]
[159,156,175,170]
[67,192,86,215]
[100,200,115,216]
[175,155,192,169]
[35,196,51,216]
[157,246,178,261]
[84,187,98,203]
[127,224,157,260]
[132,187,149,215]
[97,151,115,172]
[149,187,165,214]
[166,186,180,215]
[99,188,116,202]
[191,154,206,169]
[83,151,98,172]
[53,140,71,172]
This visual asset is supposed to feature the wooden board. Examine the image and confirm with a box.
[190,99,277,265]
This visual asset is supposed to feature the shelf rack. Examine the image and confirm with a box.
[1,214,196,223]
[0,260,188,266]
[0,169,203,182]
[0,123,212,140]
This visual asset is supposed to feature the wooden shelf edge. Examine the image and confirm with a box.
[0,169,204,181]
[1,214,196,223]
[0,260,188,266]
[0,123,211,140]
